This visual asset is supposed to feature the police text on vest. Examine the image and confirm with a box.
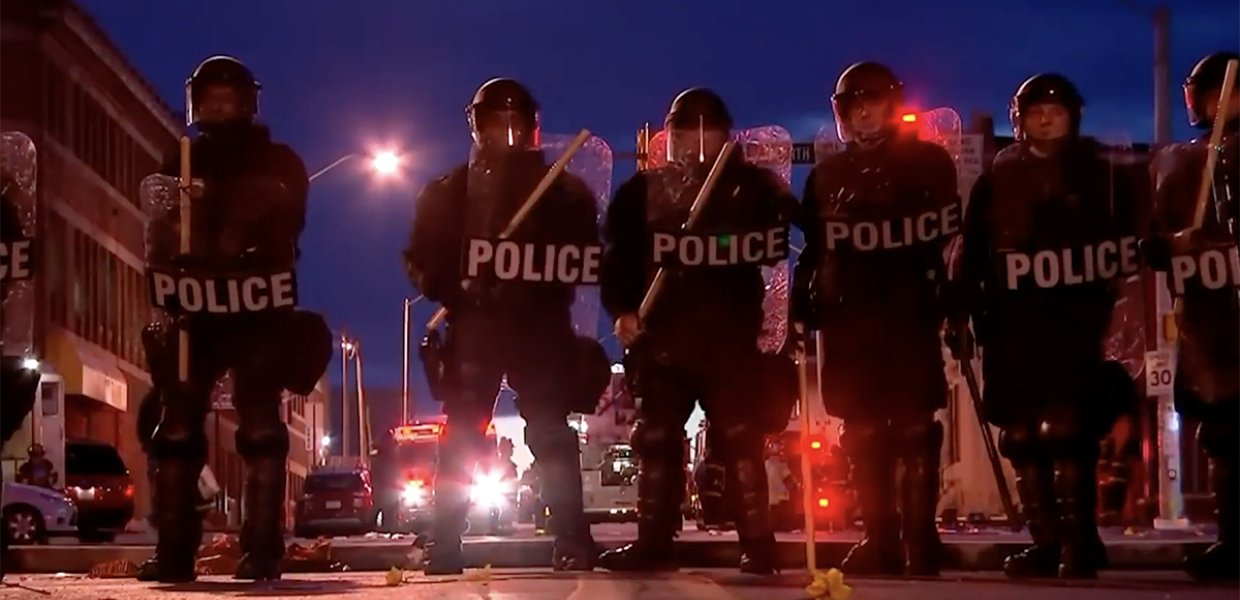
[0,239,33,281]
[1002,236,1140,290]
[148,271,297,314]
[466,239,602,284]
[823,202,961,252]
[651,227,789,267]
[1169,246,1240,296]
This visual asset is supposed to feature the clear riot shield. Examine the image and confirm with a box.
[2,131,37,359]
[141,173,300,318]
[461,132,613,338]
[1098,132,1147,385]
[815,106,965,175]
[644,125,793,352]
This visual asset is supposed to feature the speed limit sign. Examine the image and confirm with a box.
[1144,350,1176,396]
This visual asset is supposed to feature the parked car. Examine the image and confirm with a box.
[63,439,135,543]
[2,480,77,545]
[294,467,376,538]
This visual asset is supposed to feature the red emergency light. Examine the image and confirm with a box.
[901,112,918,123]
[818,497,830,508]
[809,439,823,451]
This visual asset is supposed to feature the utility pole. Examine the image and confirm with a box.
[1153,6,1173,147]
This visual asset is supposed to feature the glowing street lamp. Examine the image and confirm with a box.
[309,149,405,183]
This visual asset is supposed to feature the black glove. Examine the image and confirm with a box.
[1139,235,1173,271]
[943,319,975,361]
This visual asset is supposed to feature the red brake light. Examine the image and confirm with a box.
[124,485,135,498]
[810,440,823,450]
[901,113,917,123]
[818,498,830,508]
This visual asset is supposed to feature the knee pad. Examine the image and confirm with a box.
[525,419,579,461]
[152,420,207,461]
[1037,417,1097,460]
[235,421,290,459]
[631,420,683,460]
[281,310,333,395]
[998,423,1039,462]
[895,420,944,458]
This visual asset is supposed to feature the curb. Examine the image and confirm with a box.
[8,539,1210,574]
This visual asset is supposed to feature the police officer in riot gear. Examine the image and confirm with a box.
[792,62,958,577]
[139,55,332,582]
[404,77,609,574]
[948,73,1138,579]
[1144,52,1239,581]
[598,88,798,574]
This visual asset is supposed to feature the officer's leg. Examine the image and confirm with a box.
[894,416,944,576]
[711,417,777,574]
[1185,407,1240,581]
[504,329,601,570]
[230,352,291,581]
[426,317,503,575]
[840,418,901,575]
[1040,414,1106,578]
[147,359,215,581]
[598,360,695,571]
[998,421,1060,578]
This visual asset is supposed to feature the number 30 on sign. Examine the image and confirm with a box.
[1144,350,1176,396]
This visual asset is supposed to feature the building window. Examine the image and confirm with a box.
[72,228,85,334]
[47,213,67,328]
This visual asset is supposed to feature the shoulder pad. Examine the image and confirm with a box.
[992,144,1023,168]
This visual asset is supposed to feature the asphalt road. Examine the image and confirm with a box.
[3,569,1235,599]
[43,522,1214,546]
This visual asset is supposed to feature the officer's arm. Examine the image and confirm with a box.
[403,177,458,305]
[1143,149,1189,271]
[267,144,310,250]
[792,168,823,309]
[948,172,994,324]
[559,174,602,247]
[600,176,648,319]
[926,144,961,241]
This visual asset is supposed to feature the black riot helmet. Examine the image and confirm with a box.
[1009,73,1084,141]
[1184,52,1240,129]
[185,55,260,128]
[831,62,904,144]
[664,88,733,164]
[665,87,734,131]
[467,78,541,151]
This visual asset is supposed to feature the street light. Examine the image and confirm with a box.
[309,149,405,183]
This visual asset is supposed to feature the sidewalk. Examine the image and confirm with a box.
[3,569,1234,600]
[8,527,1215,574]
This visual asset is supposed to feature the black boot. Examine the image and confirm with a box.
[539,455,596,571]
[1053,457,1107,579]
[234,456,286,581]
[729,449,778,575]
[152,457,204,583]
[425,478,470,575]
[1185,450,1239,581]
[840,422,902,576]
[900,423,943,577]
[1003,458,1060,579]
[598,455,681,572]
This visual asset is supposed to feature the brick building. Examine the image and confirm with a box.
[1,0,326,526]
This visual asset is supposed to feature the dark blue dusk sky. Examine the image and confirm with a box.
[82,0,1237,421]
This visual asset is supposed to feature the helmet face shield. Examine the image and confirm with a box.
[469,108,540,152]
[185,55,260,127]
[831,62,904,144]
[666,116,729,165]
